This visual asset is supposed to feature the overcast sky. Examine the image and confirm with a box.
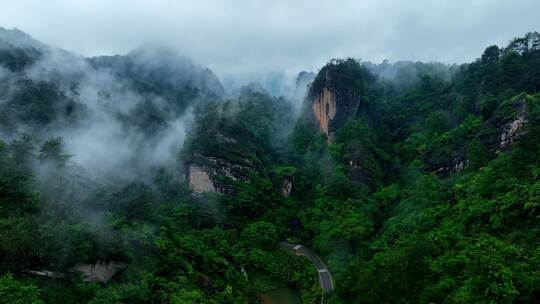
[1,0,539,78]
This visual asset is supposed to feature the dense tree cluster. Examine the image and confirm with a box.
[0,31,539,303]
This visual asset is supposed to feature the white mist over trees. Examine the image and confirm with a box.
[0,28,224,180]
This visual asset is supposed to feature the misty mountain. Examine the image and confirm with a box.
[0,28,225,124]
[292,71,315,111]
[0,28,226,179]
[363,59,457,89]
[1,23,540,304]
[89,45,225,112]
[227,81,268,98]
[0,27,47,72]
[221,71,295,98]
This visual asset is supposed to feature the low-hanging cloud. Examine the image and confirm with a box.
[1,0,539,81]
[0,44,191,182]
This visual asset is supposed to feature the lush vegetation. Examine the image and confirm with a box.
[0,31,539,303]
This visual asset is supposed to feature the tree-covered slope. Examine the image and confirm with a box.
[293,32,540,304]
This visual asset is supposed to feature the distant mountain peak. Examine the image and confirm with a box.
[128,44,189,62]
[0,27,47,50]
[90,44,225,101]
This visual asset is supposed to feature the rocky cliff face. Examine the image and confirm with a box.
[428,95,535,176]
[485,95,532,152]
[312,88,337,137]
[186,152,257,195]
[183,91,284,195]
[281,178,293,197]
[188,165,216,193]
[304,60,385,186]
[306,59,371,143]
[500,101,528,148]
[311,88,362,141]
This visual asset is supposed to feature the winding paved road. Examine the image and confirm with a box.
[279,242,334,295]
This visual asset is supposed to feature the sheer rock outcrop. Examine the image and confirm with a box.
[311,87,362,142]
[303,59,384,186]
[186,152,257,195]
[305,59,372,143]
[188,165,216,193]
[500,102,528,148]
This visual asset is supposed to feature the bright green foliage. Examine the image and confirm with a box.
[0,273,44,304]
[0,32,540,304]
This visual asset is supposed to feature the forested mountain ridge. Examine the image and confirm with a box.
[296,32,540,303]
[89,45,226,109]
[0,27,224,136]
[0,28,539,304]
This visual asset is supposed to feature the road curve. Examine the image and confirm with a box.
[279,241,334,295]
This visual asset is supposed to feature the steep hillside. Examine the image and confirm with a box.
[182,90,293,197]
[301,33,540,304]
